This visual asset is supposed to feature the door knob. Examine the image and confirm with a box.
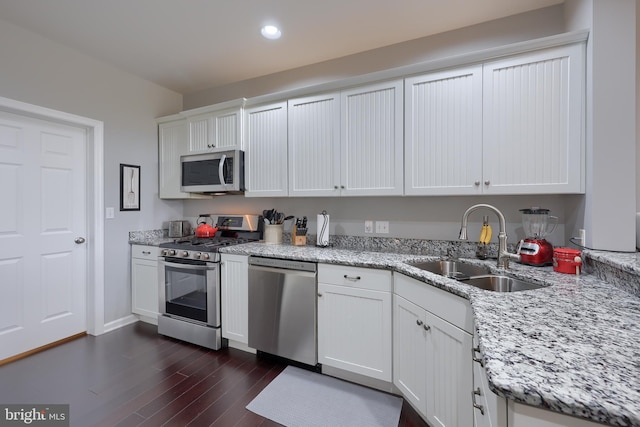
[74,237,86,244]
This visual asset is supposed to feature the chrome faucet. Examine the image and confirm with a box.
[459,204,520,269]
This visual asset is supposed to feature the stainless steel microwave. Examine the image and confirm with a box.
[180,149,245,194]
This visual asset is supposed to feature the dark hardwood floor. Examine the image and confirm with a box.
[0,322,428,427]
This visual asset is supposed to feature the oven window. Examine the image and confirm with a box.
[164,264,208,323]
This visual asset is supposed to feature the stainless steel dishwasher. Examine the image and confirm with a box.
[248,256,318,366]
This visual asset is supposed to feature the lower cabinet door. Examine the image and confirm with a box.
[221,254,249,344]
[317,283,392,381]
[425,311,473,427]
[393,295,428,416]
[131,257,159,322]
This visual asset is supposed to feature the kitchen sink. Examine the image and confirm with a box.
[459,275,545,292]
[406,260,491,279]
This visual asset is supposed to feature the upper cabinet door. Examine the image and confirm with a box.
[288,93,341,196]
[186,107,244,153]
[341,80,404,196]
[482,43,585,194]
[405,65,483,195]
[244,102,288,197]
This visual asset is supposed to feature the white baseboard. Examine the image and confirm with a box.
[102,314,139,333]
[227,340,256,354]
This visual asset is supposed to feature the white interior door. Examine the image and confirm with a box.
[0,111,87,360]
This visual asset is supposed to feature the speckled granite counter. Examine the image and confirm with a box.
[218,242,640,427]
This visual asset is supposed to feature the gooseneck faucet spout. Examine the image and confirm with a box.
[459,204,520,269]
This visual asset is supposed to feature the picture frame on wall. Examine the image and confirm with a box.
[120,164,140,211]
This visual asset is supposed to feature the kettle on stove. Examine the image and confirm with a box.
[195,215,219,238]
[517,208,557,266]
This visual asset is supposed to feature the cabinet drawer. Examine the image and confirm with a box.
[394,273,472,333]
[131,245,160,259]
[318,264,391,292]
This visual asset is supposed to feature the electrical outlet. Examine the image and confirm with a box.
[106,207,115,219]
[364,220,374,234]
[376,221,389,234]
[578,229,586,247]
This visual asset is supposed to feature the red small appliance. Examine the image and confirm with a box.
[517,208,558,266]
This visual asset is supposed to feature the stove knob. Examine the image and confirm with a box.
[168,250,176,256]
[181,251,189,257]
[202,253,210,260]
[194,252,201,260]
[161,249,168,256]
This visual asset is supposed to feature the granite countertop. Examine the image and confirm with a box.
[218,242,640,427]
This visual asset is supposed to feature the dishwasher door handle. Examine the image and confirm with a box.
[248,264,317,279]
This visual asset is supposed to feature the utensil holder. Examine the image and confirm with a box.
[264,224,283,244]
[291,227,307,246]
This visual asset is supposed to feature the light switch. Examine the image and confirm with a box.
[364,220,374,234]
[106,207,115,219]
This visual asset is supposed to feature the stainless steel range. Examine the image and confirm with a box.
[158,214,261,350]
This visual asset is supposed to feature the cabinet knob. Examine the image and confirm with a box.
[317,293,323,297]
[484,180,490,186]
[341,185,345,189]
[474,181,480,186]
[334,185,339,189]
[423,324,430,331]
[416,319,423,326]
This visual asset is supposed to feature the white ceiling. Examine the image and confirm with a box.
[0,0,563,94]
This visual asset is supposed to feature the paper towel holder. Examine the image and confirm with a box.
[317,210,330,247]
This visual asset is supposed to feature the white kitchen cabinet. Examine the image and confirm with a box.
[244,101,288,197]
[394,273,473,426]
[404,65,483,195]
[131,245,160,324]
[317,264,392,382]
[157,116,210,199]
[288,80,403,197]
[482,43,585,194]
[340,80,404,196]
[288,92,341,196]
[220,254,249,344]
[472,332,508,427]
[184,99,245,153]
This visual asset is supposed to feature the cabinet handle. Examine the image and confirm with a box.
[343,275,361,281]
[317,293,323,297]
[142,251,151,255]
[472,389,485,415]
[473,346,485,367]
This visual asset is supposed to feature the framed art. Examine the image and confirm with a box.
[120,164,140,211]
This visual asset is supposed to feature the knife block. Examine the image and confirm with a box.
[291,227,306,246]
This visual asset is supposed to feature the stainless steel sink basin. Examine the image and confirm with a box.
[459,275,545,292]
[407,260,491,279]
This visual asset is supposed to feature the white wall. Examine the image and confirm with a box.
[0,18,184,325]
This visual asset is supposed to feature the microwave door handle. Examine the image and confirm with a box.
[218,154,227,187]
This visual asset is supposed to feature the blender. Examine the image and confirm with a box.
[518,208,558,266]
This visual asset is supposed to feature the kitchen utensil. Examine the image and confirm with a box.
[518,208,557,266]
[128,169,136,206]
[195,215,219,238]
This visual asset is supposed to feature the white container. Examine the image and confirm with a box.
[264,224,283,244]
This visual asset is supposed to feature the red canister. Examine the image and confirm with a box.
[553,247,582,274]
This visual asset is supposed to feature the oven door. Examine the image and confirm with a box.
[158,258,220,327]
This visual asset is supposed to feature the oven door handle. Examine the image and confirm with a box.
[160,260,218,270]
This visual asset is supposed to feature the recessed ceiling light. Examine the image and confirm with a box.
[261,25,281,40]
